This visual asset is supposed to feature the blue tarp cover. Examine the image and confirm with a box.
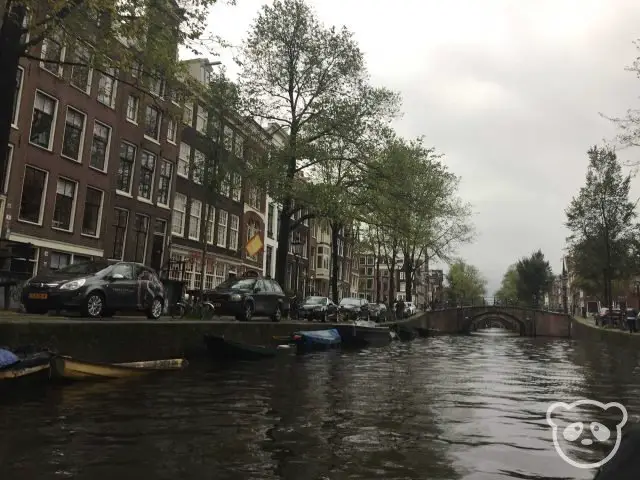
[299,329,341,345]
[0,348,19,368]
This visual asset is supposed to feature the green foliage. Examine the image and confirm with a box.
[514,250,554,305]
[495,264,519,302]
[565,146,640,307]
[445,259,487,304]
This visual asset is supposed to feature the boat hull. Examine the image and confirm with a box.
[293,328,341,354]
[336,324,392,348]
[0,352,51,382]
[204,335,279,361]
[51,356,187,380]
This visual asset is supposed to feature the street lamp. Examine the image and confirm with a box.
[291,239,303,296]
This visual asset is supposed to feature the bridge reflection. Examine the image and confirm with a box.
[468,316,523,336]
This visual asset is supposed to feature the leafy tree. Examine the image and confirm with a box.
[514,250,554,306]
[237,0,399,284]
[445,259,487,305]
[565,146,640,312]
[495,264,519,303]
[0,0,227,186]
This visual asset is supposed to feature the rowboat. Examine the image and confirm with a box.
[50,355,188,380]
[336,321,393,348]
[204,334,284,361]
[0,349,51,383]
[292,328,341,354]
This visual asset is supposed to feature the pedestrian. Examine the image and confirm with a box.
[395,298,405,319]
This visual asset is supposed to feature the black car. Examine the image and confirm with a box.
[207,275,288,322]
[298,296,338,322]
[21,261,166,319]
[338,297,370,321]
[369,303,388,322]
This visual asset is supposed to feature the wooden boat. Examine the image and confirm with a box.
[50,355,188,380]
[292,328,341,354]
[204,334,282,361]
[0,350,51,383]
[336,321,393,348]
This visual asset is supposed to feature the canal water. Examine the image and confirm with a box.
[1,333,639,480]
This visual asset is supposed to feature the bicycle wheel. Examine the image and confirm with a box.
[200,303,215,321]
[171,304,186,320]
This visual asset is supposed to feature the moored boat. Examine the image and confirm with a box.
[0,348,52,384]
[292,328,341,354]
[336,321,393,348]
[204,334,282,361]
[50,355,188,380]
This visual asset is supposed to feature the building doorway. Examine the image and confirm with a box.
[150,219,167,272]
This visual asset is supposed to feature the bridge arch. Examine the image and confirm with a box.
[464,311,528,336]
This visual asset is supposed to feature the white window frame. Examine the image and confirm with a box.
[206,205,215,245]
[52,177,78,232]
[137,150,157,202]
[89,120,112,173]
[81,186,104,238]
[217,210,228,247]
[143,104,162,143]
[196,105,207,134]
[231,173,241,201]
[18,165,49,226]
[29,90,59,152]
[183,101,193,126]
[177,142,190,178]
[97,65,118,108]
[11,66,24,129]
[60,106,87,163]
[111,207,129,261]
[69,43,93,95]
[156,159,173,208]
[167,117,177,144]
[234,135,244,158]
[188,199,202,241]
[229,214,239,251]
[39,33,66,77]
[126,95,139,124]
[116,141,136,195]
[172,193,187,237]
[192,149,205,184]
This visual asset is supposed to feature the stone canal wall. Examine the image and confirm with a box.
[571,315,640,348]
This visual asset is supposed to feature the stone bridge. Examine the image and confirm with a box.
[402,306,571,337]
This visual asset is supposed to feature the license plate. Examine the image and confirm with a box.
[213,303,221,307]
[28,293,48,300]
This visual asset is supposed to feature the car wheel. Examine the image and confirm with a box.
[83,292,105,318]
[240,302,253,322]
[147,297,163,320]
[271,304,282,323]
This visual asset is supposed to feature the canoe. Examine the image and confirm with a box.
[0,350,51,383]
[204,334,281,361]
[336,322,393,348]
[50,355,188,380]
[292,328,341,354]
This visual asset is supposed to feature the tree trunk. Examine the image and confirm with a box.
[199,206,213,296]
[0,5,25,185]
[374,250,380,303]
[330,222,341,304]
[274,198,292,286]
[404,252,413,302]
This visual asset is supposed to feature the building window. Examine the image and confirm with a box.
[144,105,161,141]
[61,107,86,161]
[112,208,129,260]
[229,214,239,250]
[49,252,72,271]
[223,126,233,151]
[126,95,139,123]
[116,142,136,193]
[172,193,187,236]
[90,121,111,171]
[29,91,58,150]
[167,117,177,143]
[138,151,156,200]
[265,246,273,277]
[267,204,274,238]
[97,66,117,107]
[192,149,205,184]
[19,166,48,224]
[231,173,241,201]
[134,214,150,263]
[247,185,261,210]
[234,136,244,158]
[52,178,77,231]
[205,205,215,244]
[157,160,172,207]
[196,105,207,133]
[178,142,190,177]
[217,210,228,247]
[82,187,103,237]
[147,71,164,97]
[70,44,92,94]
[246,219,260,260]
[220,172,231,196]
[12,67,24,127]
[188,199,202,240]
[183,101,193,125]
[40,33,65,76]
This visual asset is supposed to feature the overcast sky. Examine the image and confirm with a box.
[193,0,640,294]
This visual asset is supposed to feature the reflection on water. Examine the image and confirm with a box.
[0,335,638,479]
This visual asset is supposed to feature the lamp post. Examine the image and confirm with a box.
[291,240,302,297]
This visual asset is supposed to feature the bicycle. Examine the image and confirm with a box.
[170,299,216,320]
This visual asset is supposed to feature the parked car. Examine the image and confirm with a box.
[338,297,370,321]
[404,301,417,316]
[207,275,288,322]
[21,261,166,319]
[368,303,388,322]
[298,296,338,322]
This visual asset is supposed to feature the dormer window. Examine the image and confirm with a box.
[200,65,211,84]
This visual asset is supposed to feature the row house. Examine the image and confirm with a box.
[308,219,354,299]
[4,34,176,280]
[167,59,267,291]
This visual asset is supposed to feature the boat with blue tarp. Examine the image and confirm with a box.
[292,328,341,354]
[0,347,52,385]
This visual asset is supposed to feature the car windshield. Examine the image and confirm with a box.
[304,296,326,305]
[216,278,257,290]
[56,261,112,275]
[340,298,360,306]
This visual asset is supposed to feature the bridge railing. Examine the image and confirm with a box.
[430,297,567,312]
